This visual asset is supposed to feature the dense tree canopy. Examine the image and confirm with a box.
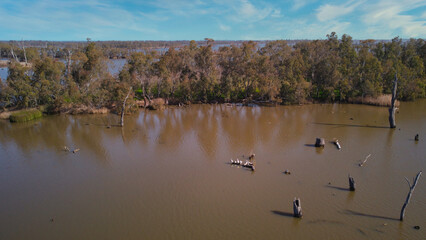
[1,33,425,111]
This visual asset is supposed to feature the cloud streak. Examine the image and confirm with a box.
[0,0,423,40]
[316,0,363,22]
[361,0,426,38]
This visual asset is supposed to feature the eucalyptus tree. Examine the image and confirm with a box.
[6,62,34,107]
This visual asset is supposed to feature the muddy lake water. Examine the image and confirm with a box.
[0,101,425,239]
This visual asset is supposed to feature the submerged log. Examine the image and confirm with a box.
[315,138,325,147]
[400,171,422,221]
[293,198,303,218]
[349,175,356,191]
[359,154,371,167]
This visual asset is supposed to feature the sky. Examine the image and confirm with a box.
[0,0,425,41]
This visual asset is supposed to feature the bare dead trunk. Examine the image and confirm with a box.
[120,87,132,127]
[389,73,397,128]
[21,41,28,64]
[67,50,72,78]
[293,198,303,218]
[10,48,18,62]
[349,175,355,191]
[315,138,325,147]
[400,171,422,221]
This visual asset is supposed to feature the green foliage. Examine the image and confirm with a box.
[6,61,35,108]
[1,35,425,111]
[9,109,42,122]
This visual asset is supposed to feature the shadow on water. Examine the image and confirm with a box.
[304,144,316,147]
[313,122,389,129]
[271,210,294,218]
[304,144,324,154]
[342,209,399,221]
[326,185,350,192]
[307,219,344,225]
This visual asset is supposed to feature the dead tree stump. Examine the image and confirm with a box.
[414,134,419,141]
[293,198,303,218]
[349,175,356,191]
[400,171,422,221]
[120,87,132,127]
[315,138,325,147]
[388,73,397,128]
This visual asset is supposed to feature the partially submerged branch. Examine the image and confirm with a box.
[359,154,371,167]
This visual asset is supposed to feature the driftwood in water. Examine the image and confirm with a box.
[315,138,325,147]
[293,198,302,218]
[120,87,132,127]
[230,159,255,171]
[230,158,242,165]
[400,171,422,221]
[414,134,419,141]
[245,165,255,171]
[349,175,356,191]
[388,73,398,128]
[63,146,80,153]
[359,154,371,167]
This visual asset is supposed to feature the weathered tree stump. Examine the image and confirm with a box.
[400,171,422,221]
[349,175,356,191]
[388,73,397,128]
[334,139,341,150]
[120,87,132,127]
[315,138,325,147]
[293,198,303,218]
[414,134,419,141]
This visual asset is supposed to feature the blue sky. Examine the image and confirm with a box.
[0,0,425,40]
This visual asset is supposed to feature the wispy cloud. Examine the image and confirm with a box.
[0,0,424,40]
[219,24,231,31]
[0,0,159,40]
[361,0,426,38]
[292,0,317,11]
[271,18,351,39]
[232,0,274,22]
[271,9,282,18]
[316,0,363,22]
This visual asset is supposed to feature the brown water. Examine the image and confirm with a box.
[0,101,425,240]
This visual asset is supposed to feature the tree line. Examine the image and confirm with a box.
[0,33,424,112]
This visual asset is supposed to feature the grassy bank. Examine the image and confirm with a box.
[347,94,400,107]
[9,109,42,122]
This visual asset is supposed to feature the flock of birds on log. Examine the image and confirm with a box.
[230,153,256,171]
